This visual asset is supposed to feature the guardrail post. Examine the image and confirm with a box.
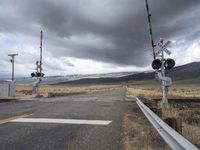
[164,118,182,134]
[135,97,198,150]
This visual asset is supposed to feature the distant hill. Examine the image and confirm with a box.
[55,62,200,85]
[13,72,135,84]
[166,62,200,80]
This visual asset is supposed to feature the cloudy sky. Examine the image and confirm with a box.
[0,0,200,77]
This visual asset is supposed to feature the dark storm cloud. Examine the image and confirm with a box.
[0,0,200,67]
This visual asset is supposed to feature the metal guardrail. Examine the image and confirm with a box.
[135,97,199,150]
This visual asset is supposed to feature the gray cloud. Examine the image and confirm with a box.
[0,0,200,73]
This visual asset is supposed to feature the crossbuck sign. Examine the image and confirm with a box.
[155,40,172,56]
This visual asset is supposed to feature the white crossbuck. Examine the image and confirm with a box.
[156,40,172,56]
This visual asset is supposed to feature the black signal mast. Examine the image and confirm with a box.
[145,0,156,60]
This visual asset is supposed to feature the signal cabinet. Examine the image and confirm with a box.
[0,80,16,97]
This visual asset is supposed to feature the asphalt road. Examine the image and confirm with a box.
[0,88,135,150]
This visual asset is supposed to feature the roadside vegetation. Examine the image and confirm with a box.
[16,84,120,98]
[126,80,200,148]
[161,105,200,148]
[127,86,200,99]
[123,108,168,150]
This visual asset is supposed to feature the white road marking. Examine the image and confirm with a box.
[10,118,112,125]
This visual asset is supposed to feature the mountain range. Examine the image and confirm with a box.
[2,61,199,85]
[54,62,200,85]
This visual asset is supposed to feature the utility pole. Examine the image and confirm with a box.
[8,53,18,81]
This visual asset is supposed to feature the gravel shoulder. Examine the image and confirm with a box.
[123,106,169,150]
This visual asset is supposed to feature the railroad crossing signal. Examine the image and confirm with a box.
[164,58,175,70]
[31,72,44,77]
[155,40,172,56]
[31,60,45,78]
[152,39,175,70]
[151,39,176,104]
[152,59,162,70]
[31,31,44,96]
[152,58,175,70]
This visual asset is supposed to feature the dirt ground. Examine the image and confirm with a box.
[123,107,169,150]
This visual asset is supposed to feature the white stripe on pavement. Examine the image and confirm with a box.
[10,118,112,125]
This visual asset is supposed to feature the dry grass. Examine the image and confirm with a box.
[168,87,200,98]
[16,84,120,98]
[126,87,162,98]
[183,123,200,148]
[160,105,200,148]
[15,84,33,98]
[126,79,200,99]
[126,87,200,99]
[126,81,200,148]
